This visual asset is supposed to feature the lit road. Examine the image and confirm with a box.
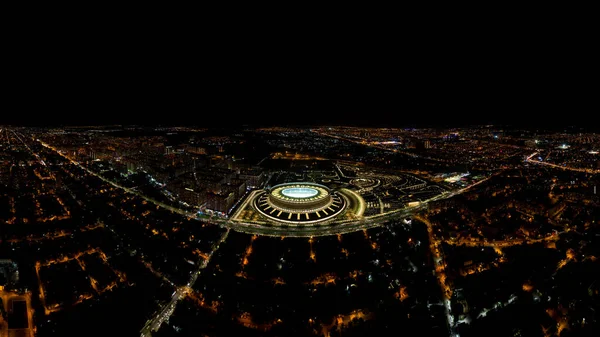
[224,175,495,237]
[15,131,590,337]
[34,136,500,337]
[139,229,229,336]
[311,129,449,163]
[447,230,563,249]
[414,202,565,337]
[413,214,456,337]
[37,137,499,239]
[38,141,199,218]
[32,138,234,336]
[526,151,600,174]
[37,138,421,235]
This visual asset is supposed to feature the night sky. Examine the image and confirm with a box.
[3,23,596,129]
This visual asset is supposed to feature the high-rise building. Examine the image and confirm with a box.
[206,191,235,214]
[224,178,246,200]
[239,168,265,189]
[126,161,137,173]
[186,145,207,155]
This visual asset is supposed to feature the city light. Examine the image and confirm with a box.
[1,125,598,337]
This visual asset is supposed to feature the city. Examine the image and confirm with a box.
[0,124,598,337]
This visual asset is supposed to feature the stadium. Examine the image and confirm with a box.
[254,182,346,224]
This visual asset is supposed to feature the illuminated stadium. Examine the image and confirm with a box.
[254,182,346,224]
[229,165,443,236]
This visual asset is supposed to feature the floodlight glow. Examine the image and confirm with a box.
[281,187,319,198]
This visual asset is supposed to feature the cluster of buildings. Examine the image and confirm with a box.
[37,129,267,215]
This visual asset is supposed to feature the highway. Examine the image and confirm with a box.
[12,131,590,337]
[38,141,199,218]
[526,151,600,174]
[35,139,422,234]
[223,173,496,237]
[33,136,502,337]
[37,134,497,222]
[28,138,235,337]
[39,137,499,238]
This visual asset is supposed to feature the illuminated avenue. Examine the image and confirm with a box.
[0,125,598,337]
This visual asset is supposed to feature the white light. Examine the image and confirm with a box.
[281,187,319,198]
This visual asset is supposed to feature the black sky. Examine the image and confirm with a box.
[3,20,597,130]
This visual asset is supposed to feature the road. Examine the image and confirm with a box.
[21,135,233,337]
[33,134,501,337]
[413,214,456,337]
[415,206,566,337]
[139,229,229,336]
[39,136,500,238]
[22,132,589,337]
[448,231,562,249]
[38,140,199,218]
[526,151,600,174]
[312,129,449,163]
